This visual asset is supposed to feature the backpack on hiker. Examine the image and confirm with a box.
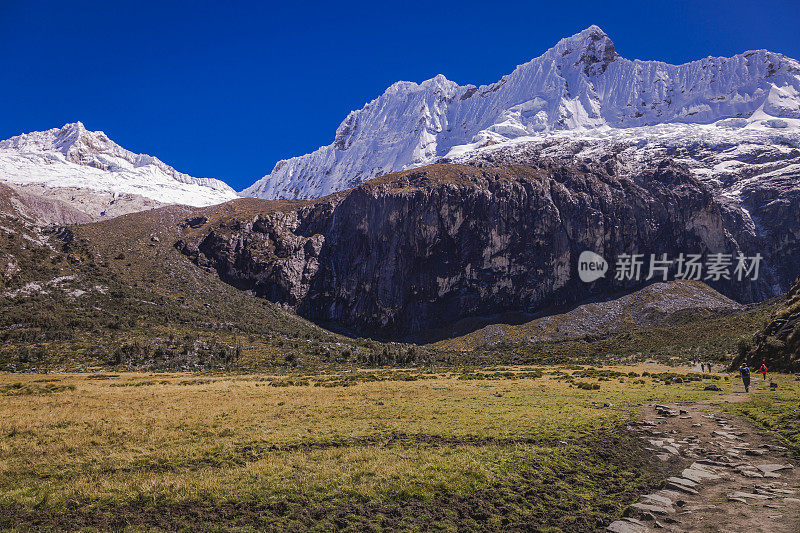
[739,364,751,392]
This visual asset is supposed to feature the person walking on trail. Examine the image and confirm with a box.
[706,362,713,373]
[759,363,768,380]
[739,362,752,392]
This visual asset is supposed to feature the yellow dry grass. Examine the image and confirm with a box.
[0,364,727,512]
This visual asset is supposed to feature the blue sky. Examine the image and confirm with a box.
[2,0,798,191]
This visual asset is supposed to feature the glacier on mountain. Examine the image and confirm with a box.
[0,122,238,207]
[242,25,800,200]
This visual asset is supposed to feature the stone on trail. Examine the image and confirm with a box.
[664,484,696,496]
[654,405,679,417]
[681,467,720,483]
[745,449,766,456]
[736,467,765,478]
[728,491,771,500]
[630,502,673,515]
[642,494,674,506]
[695,458,729,467]
[665,477,699,494]
[689,461,721,471]
[757,463,795,474]
[765,488,795,495]
[607,517,650,533]
[667,477,698,488]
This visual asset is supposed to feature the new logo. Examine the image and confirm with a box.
[578,251,608,283]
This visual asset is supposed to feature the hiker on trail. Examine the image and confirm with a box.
[759,363,768,380]
[706,362,712,373]
[739,362,752,392]
[700,363,706,373]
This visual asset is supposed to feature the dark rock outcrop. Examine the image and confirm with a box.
[176,161,785,340]
[745,275,800,371]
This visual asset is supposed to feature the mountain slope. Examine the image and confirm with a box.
[0,122,239,216]
[435,279,743,349]
[182,159,787,339]
[744,272,800,371]
[243,25,800,200]
[0,186,388,370]
[0,182,92,226]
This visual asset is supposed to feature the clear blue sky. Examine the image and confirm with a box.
[2,0,798,191]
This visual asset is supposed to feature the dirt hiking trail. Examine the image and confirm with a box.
[608,378,799,532]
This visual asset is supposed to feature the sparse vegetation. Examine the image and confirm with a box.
[432,300,776,368]
[724,373,800,455]
[0,365,730,531]
[0,381,75,395]
[0,204,406,372]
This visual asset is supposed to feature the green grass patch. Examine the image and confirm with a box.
[723,374,800,456]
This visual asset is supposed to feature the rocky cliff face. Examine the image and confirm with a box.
[446,124,800,297]
[177,160,786,339]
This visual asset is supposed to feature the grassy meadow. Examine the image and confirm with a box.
[0,364,750,531]
[723,372,800,455]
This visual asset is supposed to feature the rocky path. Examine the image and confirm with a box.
[608,381,799,532]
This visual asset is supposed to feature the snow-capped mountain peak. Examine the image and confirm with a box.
[242,25,800,200]
[3,121,137,170]
[0,122,239,208]
[547,24,619,75]
[50,121,91,156]
[3,121,88,155]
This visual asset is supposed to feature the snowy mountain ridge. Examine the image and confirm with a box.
[0,122,238,208]
[243,25,800,200]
